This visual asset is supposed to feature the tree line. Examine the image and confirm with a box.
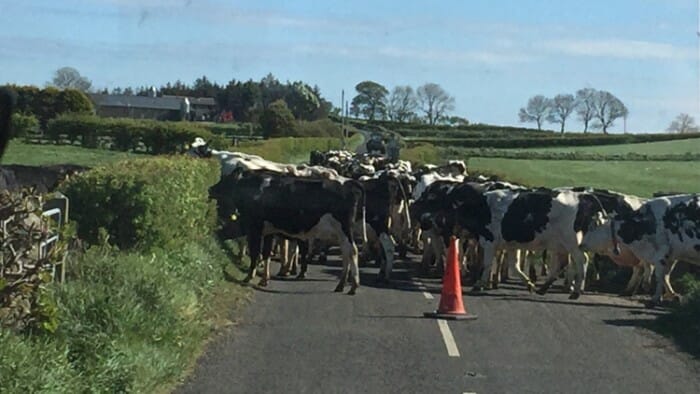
[519,88,628,134]
[349,81,463,126]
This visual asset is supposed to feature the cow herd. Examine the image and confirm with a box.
[189,137,700,307]
[1,88,698,310]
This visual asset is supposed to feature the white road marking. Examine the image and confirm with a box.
[437,319,460,357]
[414,281,434,299]
[463,392,477,394]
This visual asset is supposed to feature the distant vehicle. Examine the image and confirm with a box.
[366,132,386,155]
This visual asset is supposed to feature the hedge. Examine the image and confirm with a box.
[408,133,700,149]
[46,114,228,153]
[58,156,219,250]
[446,148,700,161]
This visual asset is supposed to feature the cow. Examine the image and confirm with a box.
[0,164,90,193]
[0,87,16,160]
[209,169,366,294]
[419,183,590,297]
[189,138,339,179]
[536,187,649,296]
[357,170,413,283]
[580,193,700,305]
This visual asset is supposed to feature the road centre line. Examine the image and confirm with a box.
[414,280,434,299]
[437,319,460,357]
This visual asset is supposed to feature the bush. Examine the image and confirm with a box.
[260,99,296,138]
[46,114,228,152]
[293,118,341,138]
[1,85,93,130]
[0,238,246,393]
[10,113,39,138]
[656,274,700,357]
[59,156,219,250]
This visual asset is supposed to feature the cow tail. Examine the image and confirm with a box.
[361,183,368,244]
[396,177,412,229]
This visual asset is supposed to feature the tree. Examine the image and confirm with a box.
[285,81,321,120]
[446,115,469,127]
[546,94,576,133]
[575,88,597,133]
[56,89,94,115]
[49,67,92,92]
[351,81,389,121]
[592,90,627,134]
[417,83,455,125]
[387,86,417,122]
[667,113,699,134]
[259,99,295,138]
[518,95,550,130]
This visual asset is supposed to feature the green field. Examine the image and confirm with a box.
[510,137,700,156]
[468,157,700,197]
[1,140,139,166]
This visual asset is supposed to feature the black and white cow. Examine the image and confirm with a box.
[209,169,366,294]
[580,193,700,305]
[535,187,649,296]
[420,183,590,297]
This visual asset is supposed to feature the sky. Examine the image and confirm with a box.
[1,0,698,133]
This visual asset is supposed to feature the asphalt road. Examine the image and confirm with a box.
[175,256,700,394]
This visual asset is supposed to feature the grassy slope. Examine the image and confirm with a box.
[468,157,700,197]
[509,137,700,155]
[1,140,138,166]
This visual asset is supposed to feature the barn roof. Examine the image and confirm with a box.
[89,94,183,110]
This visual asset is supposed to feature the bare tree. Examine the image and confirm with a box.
[49,67,92,92]
[592,90,627,134]
[667,113,699,134]
[518,95,550,130]
[417,83,455,125]
[546,94,576,133]
[575,88,596,133]
[387,86,418,122]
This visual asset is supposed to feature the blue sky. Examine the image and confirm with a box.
[1,0,698,132]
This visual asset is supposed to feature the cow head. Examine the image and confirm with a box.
[209,170,247,239]
[188,137,213,158]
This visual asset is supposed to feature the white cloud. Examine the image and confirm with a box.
[293,44,535,66]
[542,38,694,60]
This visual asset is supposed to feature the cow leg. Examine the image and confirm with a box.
[508,249,535,292]
[336,236,360,294]
[640,261,654,293]
[537,252,568,295]
[377,232,396,282]
[420,231,434,271]
[290,242,299,276]
[259,235,274,287]
[474,242,495,292]
[568,249,588,299]
[245,232,262,282]
[662,260,679,301]
[277,239,290,277]
[297,241,309,280]
[623,264,643,296]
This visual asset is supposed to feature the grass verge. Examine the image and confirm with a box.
[0,237,250,394]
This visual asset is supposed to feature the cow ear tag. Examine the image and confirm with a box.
[230,213,238,221]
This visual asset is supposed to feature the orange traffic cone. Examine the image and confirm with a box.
[424,236,478,320]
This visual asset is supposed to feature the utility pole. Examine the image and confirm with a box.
[341,89,345,148]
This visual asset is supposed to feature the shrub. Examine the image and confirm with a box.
[45,114,228,152]
[293,118,341,138]
[260,99,296,138]
[0,237,245,393]
[59,156,219,250]
[10,113,39,138]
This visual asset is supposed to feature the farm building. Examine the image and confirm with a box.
[89,91,217,121]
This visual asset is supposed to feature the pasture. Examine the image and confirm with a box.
[0,140,138,166]
[467,158,700,197]
[506,136,700,156]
